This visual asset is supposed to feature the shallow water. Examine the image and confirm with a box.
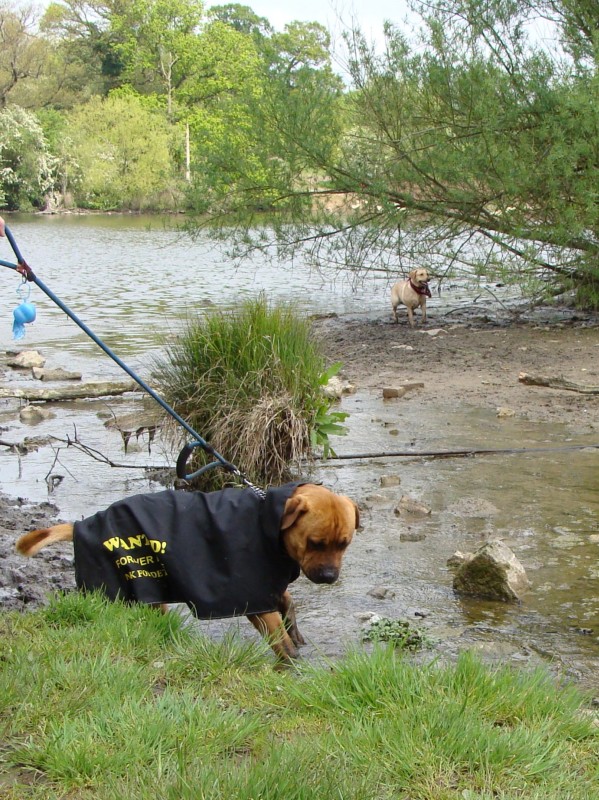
[1,216,598,688]
[309,393,599,687]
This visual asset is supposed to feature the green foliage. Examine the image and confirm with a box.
[362,617,431,650]
[0,4,52,108]
[67,92,180,210]
[153,295,346,487]
[196,0,599,308]
[1,596,598,799]
[310,361,348,457]
[113,0,204,110]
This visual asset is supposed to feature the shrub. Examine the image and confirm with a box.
[154,295,347,488]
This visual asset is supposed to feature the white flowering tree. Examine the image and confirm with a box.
[0,105,57,210]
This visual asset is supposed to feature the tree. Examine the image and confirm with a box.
[67,91,178,209]
[207,3,272,40]
[267,21,334,84]
[198,0,599,307]
[112,0,203,115]
[0,2,49,107]
[0,105,57,209]
[184,15,344,215]
[40,0,133,95]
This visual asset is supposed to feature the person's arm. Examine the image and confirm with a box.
[0,216,5,237]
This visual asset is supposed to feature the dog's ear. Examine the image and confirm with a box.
[408,269,417,279]
[353,501,360,530]
[281,495,309,530]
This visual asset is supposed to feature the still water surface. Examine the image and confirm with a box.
[1,214,597,688]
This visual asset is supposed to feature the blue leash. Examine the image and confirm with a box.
[0,223,265,495]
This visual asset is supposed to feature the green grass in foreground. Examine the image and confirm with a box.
[1,592,597,799]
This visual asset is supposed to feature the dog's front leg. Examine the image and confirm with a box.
[278,590,306,648]
[247,611,299,664]
[407,306,416,327]
[279,591,306,648]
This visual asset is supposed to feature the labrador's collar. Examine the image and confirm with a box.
[410,280,432,298]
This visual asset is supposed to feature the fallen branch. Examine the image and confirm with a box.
[51,432,170,472]
[518,372,599,395]
[0,380,140,401]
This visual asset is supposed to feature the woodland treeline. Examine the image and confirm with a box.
[1,0,598,303]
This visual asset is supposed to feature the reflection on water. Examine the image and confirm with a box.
[0,215,597,687]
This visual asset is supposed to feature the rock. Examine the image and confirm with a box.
[419,328,447,337]
[21,435,53,452]
[354,612,382,626]
[368,585,396,600]
[383,387,407,399]
[7,350,46,369]
[394,495,431,516]
[496,406,516,418]
[446,550,474,569]
[323,376,356,399]
[380,474,401,488]
[19,405,55,424]
[400,530,426,542]
[453,540,531,602]
[402,382,425,392]
[365,493,387,503]
[382,382,425,400]
[32,367,82,381]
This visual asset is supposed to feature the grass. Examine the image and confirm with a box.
[153,295,346,489]
[1,592,597,799]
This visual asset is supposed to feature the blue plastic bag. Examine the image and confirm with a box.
[12,300,36,340]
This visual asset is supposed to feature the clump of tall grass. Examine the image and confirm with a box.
[153,295,346,488]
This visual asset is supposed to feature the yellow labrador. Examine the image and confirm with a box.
[391,268,431,326]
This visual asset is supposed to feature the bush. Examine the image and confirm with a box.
[154,295,346,488]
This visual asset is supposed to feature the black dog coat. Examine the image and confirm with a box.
[73,483,303,618]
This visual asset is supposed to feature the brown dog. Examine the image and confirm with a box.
[391,268,431,326]
[16,483,359,664]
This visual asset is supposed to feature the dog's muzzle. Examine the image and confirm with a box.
[306,566,340,584]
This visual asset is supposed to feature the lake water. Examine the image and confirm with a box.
[1,214,597,689]
[1,213,392,373]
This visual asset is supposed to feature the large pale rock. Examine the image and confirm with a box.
[382,382,424,400]
[7,350,46,369]
[453,540,530,602]
[380,474,401,488]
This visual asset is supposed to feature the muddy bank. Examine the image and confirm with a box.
[312,308,599,432]
[0,494,73,610]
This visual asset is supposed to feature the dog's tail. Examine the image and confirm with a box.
[16,523,74,556]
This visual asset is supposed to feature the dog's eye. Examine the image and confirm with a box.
[337,540,350,551]
[307,539,327,551]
